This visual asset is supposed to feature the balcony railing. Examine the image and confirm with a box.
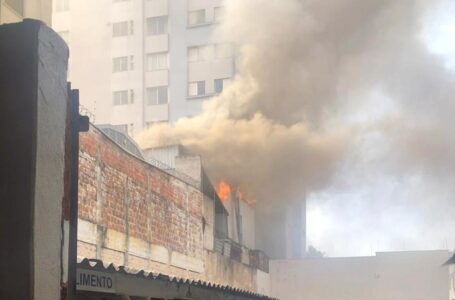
[214,238,269,273]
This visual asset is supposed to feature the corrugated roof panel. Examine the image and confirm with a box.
[77,258,277,299]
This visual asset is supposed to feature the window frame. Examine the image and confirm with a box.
[146,86,169,105]
[112,21,129,37]
[188,81,206,97]
[146,52,169,71]
[146,15,168,36]
[188,45,210,62]
[112,90,129,106]
[112,56,129,73]
[188,9,206,26]
[214,78,231,94]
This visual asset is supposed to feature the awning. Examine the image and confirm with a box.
[77,258,277,300]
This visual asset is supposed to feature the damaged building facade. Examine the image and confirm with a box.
[77,124,271,298]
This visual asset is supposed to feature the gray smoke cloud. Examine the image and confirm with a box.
[137,0,455,254]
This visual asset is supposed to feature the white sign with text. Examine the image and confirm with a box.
[76,269,116,293]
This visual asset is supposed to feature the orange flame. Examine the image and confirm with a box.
[238,190,257,205]
[217,181,256,205]
[217,181,231,203]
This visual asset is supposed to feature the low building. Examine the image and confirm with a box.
[270,250,453,300]
[77,124,272,298]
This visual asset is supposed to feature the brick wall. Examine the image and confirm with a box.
[77,125,267,292]
[78,125,203,272]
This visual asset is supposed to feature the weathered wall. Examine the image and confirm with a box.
[203,196,215,251]
[78,125,267,292]
[78,125,204,276]
[34,23,68,300]
[0,20,67,300]
[204,250,258,292]
[270,250,452,300]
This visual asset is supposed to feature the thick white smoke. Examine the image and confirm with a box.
[137,0,455,255]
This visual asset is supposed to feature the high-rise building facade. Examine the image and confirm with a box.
[0,0,51,25]
[52,0,234,135]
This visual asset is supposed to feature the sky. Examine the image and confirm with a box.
[307,0,455,257]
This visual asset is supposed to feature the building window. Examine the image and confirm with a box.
[112,21,129,37]
[188,81,205,97]
[6,0,24,15]
[214,78,231,94]
[112,56,128,72]
[214,43,233,59]
[188,45,210,62]
[113,90,129,105]
[146,52,168,71]
[146,16,168,35]
[188,9,206,26]
[55,0,69,12]
[146,86,168,105]
[214,6,225,23]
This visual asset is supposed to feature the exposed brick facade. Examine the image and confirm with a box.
[77,125,266,292]
[78,125,203,261]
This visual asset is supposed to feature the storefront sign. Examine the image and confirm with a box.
[76,269,116,293]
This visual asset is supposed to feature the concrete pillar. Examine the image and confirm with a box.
[0,20,69,299]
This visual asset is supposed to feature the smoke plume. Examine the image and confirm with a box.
[137,0,455,253]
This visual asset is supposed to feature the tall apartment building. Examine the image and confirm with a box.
[0,0,51,25]
[52,0,234,135]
